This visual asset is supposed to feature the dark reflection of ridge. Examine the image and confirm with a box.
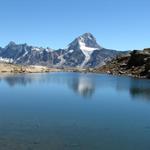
[129,79,150,101]
[115,77,150,102]
[4,75,32,87]
[68,76,95,98]
[0,74,37,87]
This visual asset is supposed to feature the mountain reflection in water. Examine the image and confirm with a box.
[115,77,150,101]
[68,77,95,98]
[129,79,150,101]
[0,73,149,101]
[0,73,95,98]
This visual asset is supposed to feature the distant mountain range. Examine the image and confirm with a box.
[0,33,125,68]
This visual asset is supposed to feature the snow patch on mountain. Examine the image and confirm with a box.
[57,55,66,66]
[16,51,29,62]
[69,50,74,53]
[0,57,13,63]
[79,39,98,67]
[32,47,41,51]
[45,48,52,52]
[79,40,98,51]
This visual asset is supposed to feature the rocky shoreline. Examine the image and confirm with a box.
[0,63,87,74]
[0,63,62,73]
[91,48,150,79]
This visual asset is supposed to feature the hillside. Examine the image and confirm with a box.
[92,49,150,79]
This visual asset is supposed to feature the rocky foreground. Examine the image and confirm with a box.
[91,48,150,79]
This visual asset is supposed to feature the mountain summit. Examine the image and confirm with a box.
[66,33,103,67]
[68,33,102,51]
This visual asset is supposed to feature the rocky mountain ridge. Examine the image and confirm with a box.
[0,33,122,68]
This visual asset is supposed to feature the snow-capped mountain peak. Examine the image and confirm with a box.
[68,33,102,51]
[77,33,102,49]
[67,33,103,67]
[78,37,98,52]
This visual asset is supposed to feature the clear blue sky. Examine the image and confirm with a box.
[0,0,150,50]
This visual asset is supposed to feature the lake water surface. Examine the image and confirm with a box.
[0,72,150,150]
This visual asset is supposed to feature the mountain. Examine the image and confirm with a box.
[0,41,54,66]
[59,33,101,67]
[0,33,123,68]
[54,33,123,68]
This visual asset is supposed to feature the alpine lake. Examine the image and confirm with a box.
[0,72,150,150]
